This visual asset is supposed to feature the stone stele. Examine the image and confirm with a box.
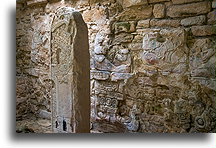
[51,7,90,133]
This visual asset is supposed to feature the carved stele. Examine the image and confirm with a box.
[51,7,90,133]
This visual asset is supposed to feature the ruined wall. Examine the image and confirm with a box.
[16,0,216,133]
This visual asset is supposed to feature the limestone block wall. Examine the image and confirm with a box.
[16,0,216,133]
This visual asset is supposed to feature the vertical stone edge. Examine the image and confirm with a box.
[72,11,90,133]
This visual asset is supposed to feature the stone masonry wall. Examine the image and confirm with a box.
[16,0,216,133]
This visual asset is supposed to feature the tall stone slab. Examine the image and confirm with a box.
[51,7,90,133]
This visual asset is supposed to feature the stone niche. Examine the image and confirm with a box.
[51,7,90,133]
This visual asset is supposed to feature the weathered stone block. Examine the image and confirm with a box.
[137,19,150,28]
[121,0,148,8]
[180,15,206,26]
[167,1,211,18]
[171,0,202,4]
[150,19,180,27]
[113,48,131,67]
[191,25,216,36]
[27,0,48,7]
[82,7,106,23]
[112,33,134,44]
[153,4,165,19]
[112,64,131,73]
[94,46,107,55]
[149,0,170,3]
[207,10,216,25]
[38,110,51,119]
[93,57,115,71]
[91,70,110,80]
[117,5,152,21]
[111,72,133,81]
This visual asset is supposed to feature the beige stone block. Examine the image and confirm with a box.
[137,19,150,28]
[150,19,181,27]
[82,7,106,23]
[117,5,152,21]
[153,4,165,18]
[167,1,211,18]
[121,0,148,8]
[26,0,48,7]
[181,15,206,26]
[191,25,216,36]
[171,0,202,4]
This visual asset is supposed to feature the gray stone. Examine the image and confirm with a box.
[111,72,133,82]
[112,65,131,73]
[119,49,129,54]
[38,110,51,119]
[94,54,106,63]
[91,70,110,80]
[181,15,206,26]
[94,46,106,55]
[94,58,115,71]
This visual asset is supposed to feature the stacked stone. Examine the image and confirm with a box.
[87,0,216,133]
[16,0,57,121]
[16,0,216,133]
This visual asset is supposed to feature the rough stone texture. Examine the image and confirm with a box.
[17,0,216,133]
[137,19,150,28]
[120,0,148,8]
[167,1,211,18]
[51,7,90,133]
[171,0,202,5]
[116,5,153,21]
[150,19,180,27]
[191,25,216,36]
[153,4,165,18]
[27,0,48,6]
[181,15,206,26]
[149,0,170,3]
[207,10,216,25]
[114,21,136,34]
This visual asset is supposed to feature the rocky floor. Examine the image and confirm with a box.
[16,116,126,133]
[16,115,52,133]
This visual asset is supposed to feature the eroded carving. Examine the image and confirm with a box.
[51,7,90,133]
